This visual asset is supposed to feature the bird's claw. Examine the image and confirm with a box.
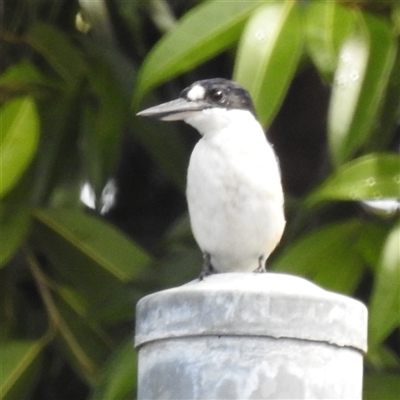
[254,255,266,273]
[199,253,216,280]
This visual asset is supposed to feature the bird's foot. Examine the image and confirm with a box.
[254,255,266,273]
[199,253,216,280]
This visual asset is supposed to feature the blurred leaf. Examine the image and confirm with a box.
[1,158,33,268]
[0,96,40,198]
[57,285,89,315]
[368,221,400,349]
[157,242,203,287]
[363,372,400,400]
[53,268,142,326]
[272,220,365,294]
[26,22,86,87]
[32,93,81,205]
[0,268,13,340]
[82,56,129,197]
[233,1,303,127]
[32,208,152,303]
[132,115,188,190]
[305,1,354,79]
[133,0,262,107]
[54,287,113,384]
[0,203,30,267]
[0,61,46,94]
[90,341,137,400]
[368,39,400,151]
[34,208,151,280]
[394,4,400,35]
[308,153,400,205]
[356,221,391,270]
[163,212,193,244]
[366,346,400,370]
[86,287,139,324]
[0,339,45,400]
[328,12,396,165]
[147,0,176,34]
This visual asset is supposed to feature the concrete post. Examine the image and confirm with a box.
[135,273,367,399]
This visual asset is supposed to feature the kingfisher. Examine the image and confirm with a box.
[137,78,285,279]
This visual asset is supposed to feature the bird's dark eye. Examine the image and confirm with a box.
[209,89,224,102]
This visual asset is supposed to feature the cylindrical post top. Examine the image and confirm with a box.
[135,273,367,352]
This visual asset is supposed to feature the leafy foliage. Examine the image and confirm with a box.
[1,0,399,398]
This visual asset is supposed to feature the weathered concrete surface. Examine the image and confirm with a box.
[135,273,367,399]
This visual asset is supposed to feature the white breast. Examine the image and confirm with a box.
[185,109,285,272]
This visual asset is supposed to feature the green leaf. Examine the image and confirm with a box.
[0,168,34,267]
[308,153,400,205]
[0,61,45,92]
[54,287,113,383]
[0,96,40,198]
[81,58,129,197]
[393,4,400,35]
[57,285,89,316]
[272,220,365,294]
[31,93,81,205]
[328,12,396,166]
[233,1,303,127]
[0,339,45,400]
[368,221,400,349]
[86,287,141,324]
[368,39,400,151]
[0,204,30,267]
[133,0,263,107]
[356,222,391,270]
[52,268,143,326]
[146,0,177,34]
[32,208,152,304]
[26,22,86,87]
[90,341,137,400]
[366,346,400,370]
[34,208,151,281]
[364,373,400,400]
[305,1,354,79]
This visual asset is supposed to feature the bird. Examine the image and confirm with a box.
[137,78,285,279]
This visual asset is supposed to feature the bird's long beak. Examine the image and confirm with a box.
[136,98,207,121]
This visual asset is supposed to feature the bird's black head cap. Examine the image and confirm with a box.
[180,78,257,117]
